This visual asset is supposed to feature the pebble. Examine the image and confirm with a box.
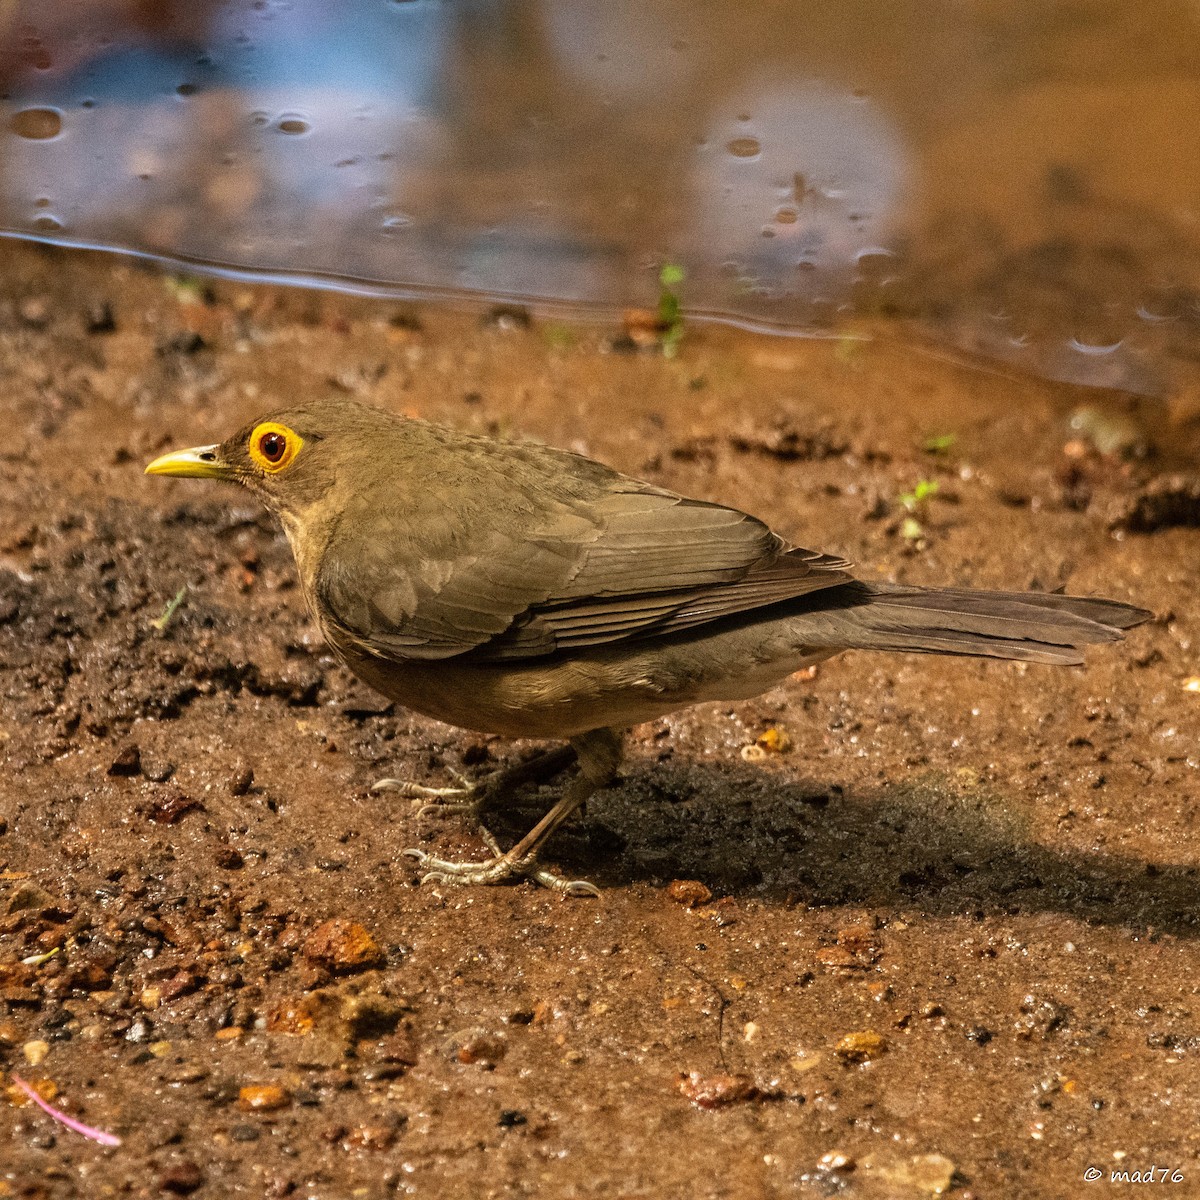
[818,1151,856,1173]
[302,920,384,972]
[834,1031,887,1063]
[678,1071,757,1108]
[445,1028,506,1067]
[238,1084,291,1112]
[147,791,203,825]
[755,726,792,754]
[163,1062,209,1084]
[875,1152,957,1196]
[107,744,142,777]
[229,766,255,796]
[158,1162,204,1195]
[666,879,712,908]
[341,1124,399,1150]
[22,1039,49,1065]
[144,759,176,783]
[266,1000,316,1036]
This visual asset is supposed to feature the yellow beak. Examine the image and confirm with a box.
[144,445,231,479]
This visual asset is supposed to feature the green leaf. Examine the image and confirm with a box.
[659,263,685,288]
[923,433,956,455]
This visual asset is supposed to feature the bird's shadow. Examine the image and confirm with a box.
[487,755,1200,938]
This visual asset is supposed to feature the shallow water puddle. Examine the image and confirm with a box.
[0,0,1199,397]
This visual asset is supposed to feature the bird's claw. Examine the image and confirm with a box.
[372,768,483,817]
[402,847,598,897]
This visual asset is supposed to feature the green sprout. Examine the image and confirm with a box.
[163,273,208,306]
[151,585,188,633]
[898,478,940,542]
[922,433,956,455]
[899,478,939,511]
[658,263,685,358]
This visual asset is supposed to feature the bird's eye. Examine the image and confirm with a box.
[248,422,303,472]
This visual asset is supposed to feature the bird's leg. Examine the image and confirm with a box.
[404,728,624,896]
[373,743,577,819]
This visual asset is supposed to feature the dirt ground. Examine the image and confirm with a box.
[1,240,1198,1199]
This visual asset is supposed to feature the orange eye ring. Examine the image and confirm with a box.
[248,422,303,473]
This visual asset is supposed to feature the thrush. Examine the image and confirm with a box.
[146,398,1149,894]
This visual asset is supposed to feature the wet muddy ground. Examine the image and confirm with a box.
[1,241,1198,1198]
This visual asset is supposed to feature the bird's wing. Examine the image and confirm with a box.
[316,472,851,664]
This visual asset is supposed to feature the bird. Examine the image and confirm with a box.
[146,398,1149,895]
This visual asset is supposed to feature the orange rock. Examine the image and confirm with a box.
[266,1001,316,1036]
[666,880,712,908]
[238,1084,290,1112]
[302,920,384,972]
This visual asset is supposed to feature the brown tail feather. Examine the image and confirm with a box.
[817,583,1150,666]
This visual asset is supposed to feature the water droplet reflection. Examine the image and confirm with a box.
[10,109,62,140]
[727,137,761,158]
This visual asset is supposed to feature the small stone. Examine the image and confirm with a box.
[229,766,254,796]
[238,1084,291,1112]
[144,760,176,783]
[302,920,384,972]
[22,1039,49,1065]
[163,1062,209,1084]
[341,1124,398,1150]
[107,744,142,776]
[6,1076,57,1107]
[877,1153,957,1196]
[834,1031,887,1064]
[147,791,203,825]
[678,1071,757,1108]
[666,879,712,908]
[755,726,792,754]
[159,1162,204,1194]
[445,1028,505,1067]
[818,1151,856,1173]
[267,1000,316,1036]
[158,971,198,1002]
[816,945,861,970]
[125,1017,154,1043]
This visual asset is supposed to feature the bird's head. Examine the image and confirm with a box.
[144,399,394,517]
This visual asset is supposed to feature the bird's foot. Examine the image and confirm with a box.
[403,846,599,898]
[372,768,484,819]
